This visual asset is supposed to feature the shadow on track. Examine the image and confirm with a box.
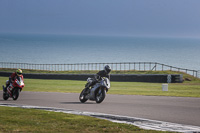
[0,99,8,101]
[60,102,95,104]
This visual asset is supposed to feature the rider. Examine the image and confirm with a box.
[4,69,24,92]
[85,65,111,91]
[95,65,111,80]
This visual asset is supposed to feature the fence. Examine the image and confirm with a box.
[0,62,199,78]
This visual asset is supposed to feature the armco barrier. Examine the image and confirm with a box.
[0,72,183,83]
[0,62,198,78]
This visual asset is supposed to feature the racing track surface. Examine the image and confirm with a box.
[0,91,200,127]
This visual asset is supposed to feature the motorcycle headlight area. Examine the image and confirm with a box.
[87,78,93,83]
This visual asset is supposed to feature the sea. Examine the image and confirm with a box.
[0,33,200,71]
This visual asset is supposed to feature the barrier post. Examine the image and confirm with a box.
[162,84,168,91]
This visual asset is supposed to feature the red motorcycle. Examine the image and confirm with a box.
[2,77,25,100]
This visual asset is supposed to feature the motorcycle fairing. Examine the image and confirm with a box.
[89,83,102,100]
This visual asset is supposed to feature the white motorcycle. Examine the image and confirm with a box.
[79,77,110,103]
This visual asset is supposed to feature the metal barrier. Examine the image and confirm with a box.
[0,62,198,78]
[0,72,183,83]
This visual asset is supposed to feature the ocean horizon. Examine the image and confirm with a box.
[0,33,200,71]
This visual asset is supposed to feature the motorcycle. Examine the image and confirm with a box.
[79,77,110,103]
[2,77,25,100]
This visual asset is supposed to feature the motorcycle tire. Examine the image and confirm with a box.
[95,88,106,103]
[79,89,88,103]
[2,86,9,100]
[3,93,9,100]
[12,88,20,100]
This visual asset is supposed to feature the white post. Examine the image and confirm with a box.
[162,84,168,91]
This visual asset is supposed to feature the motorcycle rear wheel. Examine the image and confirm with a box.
[3,93,9,100]
[79,88,88,103]
[2,86,9,100]
[95,88,106,103]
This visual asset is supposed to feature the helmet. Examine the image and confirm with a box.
[16,69,22,77]
[104,65,111,74]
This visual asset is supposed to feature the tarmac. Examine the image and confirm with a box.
[0,91,200,132]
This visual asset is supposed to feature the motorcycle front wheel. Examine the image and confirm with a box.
[79,88,88,103]
[12,88,20,100]
[95,88,106,103]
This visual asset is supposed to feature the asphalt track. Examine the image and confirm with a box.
[0,91,200,127]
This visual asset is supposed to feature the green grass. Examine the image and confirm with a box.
[111,82,200,97]
[1,76,200,97]
[0,68,100,74]
[1,106,168,133]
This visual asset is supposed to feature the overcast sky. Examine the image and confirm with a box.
[0,0,200,37]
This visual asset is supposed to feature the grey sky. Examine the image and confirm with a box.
[0,0,200,37]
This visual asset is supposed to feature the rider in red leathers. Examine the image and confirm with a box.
[4,69,24,92]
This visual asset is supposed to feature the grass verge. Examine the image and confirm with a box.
[0,106,168,133]
[0,76,200,97]
[1,68,200,97]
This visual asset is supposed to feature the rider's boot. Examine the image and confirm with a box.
[2,85,7,92]
[4,81,10,92]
